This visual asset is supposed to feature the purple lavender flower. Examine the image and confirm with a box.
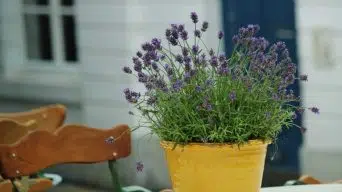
[160,55,166,61]
[190,69,197,77]
[206,104,213,111]
[172,80,184,91]
[218,53,226,63]
[218,31,224,39]
[168,36,178,46]
[210,56,218,67]
[171,24,178,30]
[145,82,153,90]
[123,88,130,96]
[201,21,209,32]
[284,74,295,85]
[142,57,151,67]
[209,48,215,56]
[105,136,115,144]
[122,66,132,74]
[141,42,154,51]
[134,63,142,72]
[229,91,236,101]
[171,29,179,40]
[124,89,139,104]
[206,79,213,86]
[195,85,201,92]
[184,72,191,82]
[176,54,183,63]
[184,55,191,63]
[155,79,167,90]
[308,107,319,114]
[218,66,229,75]
[232,35,239,44]
[181,48,189,58]
[136,51,143,58]
[192,45,199,54]
[166,67,174,76]
[164,64,169,69]
[151,38,162,50]
[152,62,159,71]
[178,24,185,32]
[132,56,139,63]
[136,161,144,172]
[180,31,188,40]
[147,96,157,105]
[131,91,140,98]
[190,12,198,23]
[138,72,148,83]
[299,74,308,81]
[194,29,201,38]
[165,29,172,37]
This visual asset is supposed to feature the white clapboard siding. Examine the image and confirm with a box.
[81,56,130,76]
[0,0,25,76]
[302,85,342,115]
[296,0,342,152]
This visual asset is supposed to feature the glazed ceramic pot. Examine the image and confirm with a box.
[160,140,269,192]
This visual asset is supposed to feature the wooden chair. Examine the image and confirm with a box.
[0,104,66,132]
[0,122,151,192]
[0,104,66,192]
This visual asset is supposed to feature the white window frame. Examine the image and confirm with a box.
[0,0,81,103]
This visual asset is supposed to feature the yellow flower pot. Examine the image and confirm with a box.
[160,140,269,192]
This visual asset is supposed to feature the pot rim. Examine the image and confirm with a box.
[160,139,271,150]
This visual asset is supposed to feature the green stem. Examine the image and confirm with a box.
[108,160,123,192]
[199,38,210,53]
[217,40,222,56]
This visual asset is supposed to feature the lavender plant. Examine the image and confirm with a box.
[122,12,318,145]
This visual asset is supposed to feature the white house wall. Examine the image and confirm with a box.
[296,0,342,182]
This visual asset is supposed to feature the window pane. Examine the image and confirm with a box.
[23,0,49,5]
[60,0,73,6]
[24,14,53,61]
[62,15,78,62]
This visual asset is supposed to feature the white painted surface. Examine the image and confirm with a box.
[261,184,342,192]
[0,0,81,103]
[296,0,342,151]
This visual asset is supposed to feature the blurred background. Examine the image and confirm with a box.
[0,0,341,191]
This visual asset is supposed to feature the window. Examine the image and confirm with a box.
[0,0,81,103]
[23,0,78,64]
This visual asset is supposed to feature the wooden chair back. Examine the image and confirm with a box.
[0,123,131,178]
[0,104,66,132]
[0,104,66,192]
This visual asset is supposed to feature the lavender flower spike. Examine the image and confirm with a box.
[308,107,319,114]
[122,66,132,74]
[299,74,308,81]
[190,12,198,23]
[201,21,209,32]
[218,31,224,39]
[229,91,236,101]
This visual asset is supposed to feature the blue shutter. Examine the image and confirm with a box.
[222,0,302,186]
